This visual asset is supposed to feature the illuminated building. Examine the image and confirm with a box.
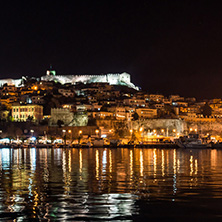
[12,104,43,122]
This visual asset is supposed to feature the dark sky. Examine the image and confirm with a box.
[1,0,222,99]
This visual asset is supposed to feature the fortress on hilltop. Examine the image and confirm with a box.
[0,69,139,90]
[41,69,139,90]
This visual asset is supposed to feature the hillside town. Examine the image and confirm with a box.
[0,69,221,146]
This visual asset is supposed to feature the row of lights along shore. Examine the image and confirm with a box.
[62,129,100,137]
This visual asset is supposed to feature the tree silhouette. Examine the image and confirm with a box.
[132,112,139,120]
[201,103,212,117]
[57,120,64,128]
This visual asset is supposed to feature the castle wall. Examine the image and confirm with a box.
[0,72,138,89]
[50,108,73,126]
[0,79,23,87]
[50,108,88,126]
[41,72,138,90]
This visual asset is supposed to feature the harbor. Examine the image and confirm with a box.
[0,134,221,149]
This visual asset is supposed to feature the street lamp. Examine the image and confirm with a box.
[95,129,99,137]
[172,129,176,137]
[68,130,72,143]
[129,129,133,142]
[139,127,144,143]
[78,130,82,145]
[62,130,66,146]
[30,129,34,136]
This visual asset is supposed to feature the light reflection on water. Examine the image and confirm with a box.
[1,148,222,220]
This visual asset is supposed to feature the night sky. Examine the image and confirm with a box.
[1,1,222,99]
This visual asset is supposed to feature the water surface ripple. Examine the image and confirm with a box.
[0,148,222,221]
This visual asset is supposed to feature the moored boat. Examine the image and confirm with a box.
[175,133,210,149]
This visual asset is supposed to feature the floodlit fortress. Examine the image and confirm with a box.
[41,70,139,90]
[0,70,139,90]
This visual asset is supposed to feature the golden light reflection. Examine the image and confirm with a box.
[109,149,112,174]
[177,159,180,173]
[140,150,143,177]
[190,155,193,176]
[130,149,133,179]
[211,149,217,167]
[96,149,99,180]
[62,151,66,173]
[43,149,49,183]
[153,149,157,178]
[161,150,165,177]
[79,149,82,180]
[173,149,177,175]
[44,149,47,166]
[166,151,169,176]
[33,190,39,214]
[195,159,198,175]
[68,149,71,172]
[62,150,71,196]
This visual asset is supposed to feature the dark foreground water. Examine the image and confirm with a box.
[1,148,222,221]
